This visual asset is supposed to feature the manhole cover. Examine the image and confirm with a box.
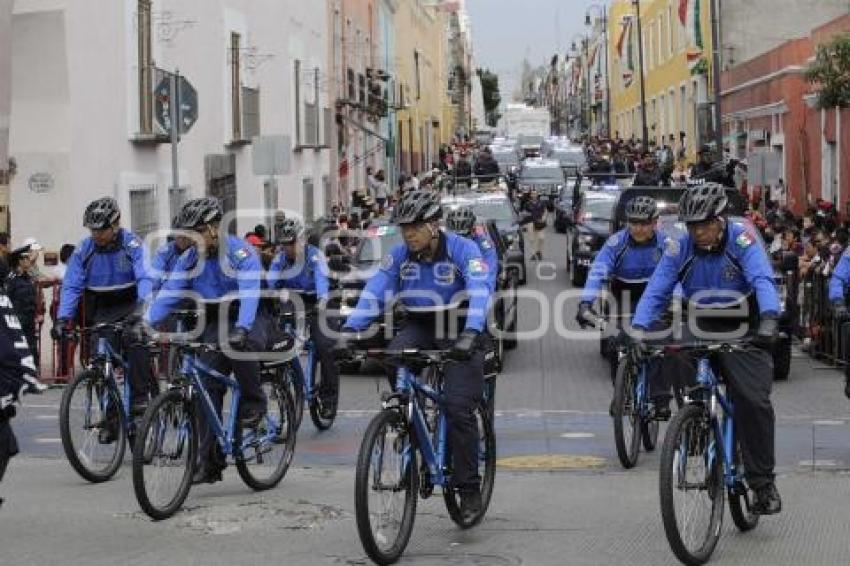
[497,454,605,470]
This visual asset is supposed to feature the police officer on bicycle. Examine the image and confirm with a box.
[337,190,492,521]
[52,197,155,415]
[445,206,498,293]
[267,218,339,416]
[632,183,782,515]
[576,196,672,414]
[145,197,268,484]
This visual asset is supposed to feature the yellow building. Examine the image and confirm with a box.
[393,1,450,175]
[608,0,715,160]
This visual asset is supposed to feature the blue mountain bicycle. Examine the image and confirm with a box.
[611,344,662,469]
[132,341,297,520]
[657,340,762,565]
[352,348,496,565]
[58,323,158,483]
[278,297,337,431]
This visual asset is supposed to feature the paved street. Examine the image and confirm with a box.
[4,227,850,565]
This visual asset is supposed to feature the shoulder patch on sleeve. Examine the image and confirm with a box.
[380,254,394,271]
[665,238,681,257]
[480,237,492,250]
[606,234,620,247]
[468,258,489,275]
[127,238,141,249]
[735,232,753,248]
[233,247,250,261]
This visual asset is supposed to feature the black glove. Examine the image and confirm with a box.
[50,319,71,341]
[450,329,479,361]
[228,327,249,351]
[833,302,848,321]
[753,315,778,349]
[576,302,598,329]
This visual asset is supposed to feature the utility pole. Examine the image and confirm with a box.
[633,0,649,151]
[710,0,724,157]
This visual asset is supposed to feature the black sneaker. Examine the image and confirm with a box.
[460,489,482,523]
[192,463,224,485]
[239,406,266,428]
[752,482,782,515]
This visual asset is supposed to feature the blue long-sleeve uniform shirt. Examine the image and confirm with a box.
[58,228,152,320]
[150,240,185,292]
[344,231,492,333]
[266,244,330,300]
[829,252,850,303]
[580,229,666,304]
[145,235,262,331]
[470,227,499,294]
[633,221,780,329]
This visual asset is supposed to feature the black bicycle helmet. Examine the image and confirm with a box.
[391,190,442,225]
[276,218,304,244]
[625,196,659,222]
[83,197,121,230]
[445,206,477,236]
[177,197,223,230]
[678,183,728,223]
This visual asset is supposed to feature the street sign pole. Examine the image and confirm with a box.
[170,69,182,194]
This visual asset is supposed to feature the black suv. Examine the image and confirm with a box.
[567,188,620,286]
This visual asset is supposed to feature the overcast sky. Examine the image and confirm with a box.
[465,0,605,103]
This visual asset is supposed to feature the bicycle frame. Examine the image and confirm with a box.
[395,365,450,488]
[89,330,132,432]
[694,358,742,490]
[180,351,241,457]
[284,320,317,402]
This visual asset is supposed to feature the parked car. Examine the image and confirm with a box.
[567,188,620,286]
[517,158,566,212]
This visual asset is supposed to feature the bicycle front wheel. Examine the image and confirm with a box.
[612,358,641,469]
[355,409,418,565]
[444,399,497,529]
[132,389,196,520]
[659,404,724,566]
[236,378,297,490]
[59,369,127,483]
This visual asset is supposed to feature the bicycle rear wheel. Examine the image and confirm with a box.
[132,389,196,520]
[444,400,496,529]
[59,369,127,483]
[659,404,724,566]
[236,378,297,490]
[612,358,641,469]
[309,357,337,431]
[728,441,760,532]
[641,418,660,452]
[355,409,418,565]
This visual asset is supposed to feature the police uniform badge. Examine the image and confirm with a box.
[468,258,488,276]
[435,262,456,285]
[234,247,250,261]
[665,238,681,258]
[480,237,492,250]
[735,232,754,249]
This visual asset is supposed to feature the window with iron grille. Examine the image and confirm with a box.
[138,0,153,134]
[242,87,260,140]
[305,102,317,145]
[347,68,356,101]
[130,187,158,239]
[302,177,315,222]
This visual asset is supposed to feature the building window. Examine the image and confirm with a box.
[302,177,315,222]
[138,0,153,135]
[305,101,317,145]
[294,59,302,144]
[130,186,158,239]
[668,5,675,58]
[359,73,366,105]
[414,51,421,100]
[242,87,260,140]
[230,32,242,141]
[347,68,356,100]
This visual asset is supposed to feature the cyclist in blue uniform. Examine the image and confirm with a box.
[827,249,850,397]
[576,196,673,415]
[52,197,155,414]
[445,206,499,293]
[145,197,268,484]
[337,190,492,522]
[267,218,339,415]
[632,183,782,515]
